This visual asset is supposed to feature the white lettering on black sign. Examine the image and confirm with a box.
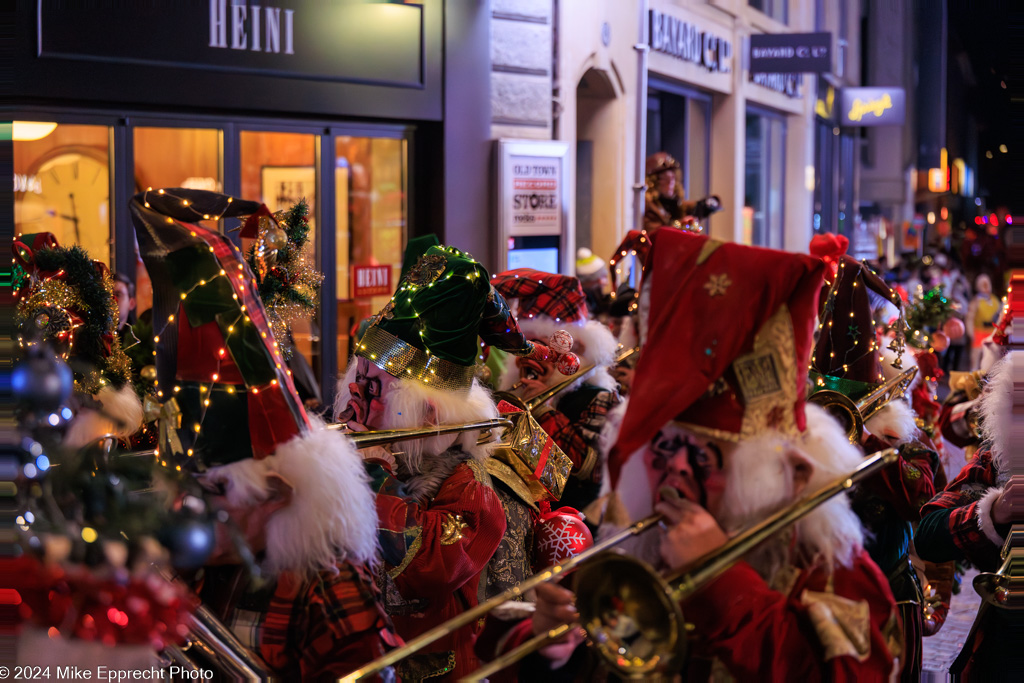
[209,0,295,54]
[649,9,732,73]
[751,72,803,99]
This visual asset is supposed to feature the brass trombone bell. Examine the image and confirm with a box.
[808,367,918,443]
[571,447,898,679]
[465,447,899,680]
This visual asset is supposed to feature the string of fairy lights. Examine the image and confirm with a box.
[140,188,296,469]
[810,258,907,385]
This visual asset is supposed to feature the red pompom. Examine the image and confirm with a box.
[533,507,593,570]
[557,352,581,376]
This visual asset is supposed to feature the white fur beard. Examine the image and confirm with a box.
[64,384,144,449]
[864,400,920,444]
[207,419,380,574]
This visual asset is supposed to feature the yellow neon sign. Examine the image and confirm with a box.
[847,94,893,122]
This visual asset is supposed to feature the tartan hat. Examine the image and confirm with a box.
[356,245,538,392]
[610,231,825,485]
[490,269,589,324]
[129,188,310,468]
[810,254,906,399]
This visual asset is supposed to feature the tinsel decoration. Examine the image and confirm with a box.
[244,200,324,358]
[14,241,132,393]
[904,286,958,350]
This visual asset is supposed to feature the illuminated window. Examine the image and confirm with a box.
[14,122,112,264]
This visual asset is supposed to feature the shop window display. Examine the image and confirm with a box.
[335,136,407,374]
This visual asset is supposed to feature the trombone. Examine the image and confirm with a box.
[464,447,899,681]
[343,447,897,681]
[119,418,515,458]
[808,367,918,443]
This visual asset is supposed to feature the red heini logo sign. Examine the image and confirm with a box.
[352,265,392,298]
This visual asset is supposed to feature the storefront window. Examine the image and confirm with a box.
[133,126,222,315]
[14,122,112,264]
[749,0,788,24]
[335,136,407,373]
[744,110,786,248]
[240,131,320,398]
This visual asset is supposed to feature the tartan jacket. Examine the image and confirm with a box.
[536,384,619,511]
[853,436,938,591]
[917,448,1006,571]
[212,562,399,682]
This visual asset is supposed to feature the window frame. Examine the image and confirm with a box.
[11,109,415,408]
[744,104,788,249]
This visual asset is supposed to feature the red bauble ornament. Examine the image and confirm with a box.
[930,331,949,353]
[557,352,581,376]
[942,317,966,341]
[533,506,593,571]
[547,330,574,356]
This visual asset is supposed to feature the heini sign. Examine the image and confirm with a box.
[352,265,392,298]
[209,0,295,54]
[649,9,732,73]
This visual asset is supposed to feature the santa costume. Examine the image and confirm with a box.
[916,350,1024,681]
[490,269,621,512]
[604,231,901,680]
[130,188,398,680]
[808,251,940,679]
[334,244,575,680]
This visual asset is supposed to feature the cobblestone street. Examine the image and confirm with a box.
[922,569,982,681]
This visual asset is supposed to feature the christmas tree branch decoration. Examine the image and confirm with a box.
[904,285,958,350]
[242,200,324,359]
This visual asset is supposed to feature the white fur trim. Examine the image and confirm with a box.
[979,354,1014,473]
[206,418,379,574]
[334,360,498,471]
[976,487,1007,547]
[864,400,919,445]
[719,404,865,571]
[64,384,144,449]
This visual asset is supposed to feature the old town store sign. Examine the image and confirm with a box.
[37,0,425,88]
[649,9,732,73]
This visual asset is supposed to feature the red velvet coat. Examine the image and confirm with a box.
[371,459,506,681]
[682,553,900,682]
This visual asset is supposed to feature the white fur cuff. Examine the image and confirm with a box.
[976,487,1007,547]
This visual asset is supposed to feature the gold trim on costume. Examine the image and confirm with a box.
[387,526,423,580]
[356,325,477,393]
[440,514,468,545]
[801,589,872,662]
[485,458,540,511]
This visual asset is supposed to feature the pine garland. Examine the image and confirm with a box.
[905,285,956,349]
[18,245,131,391]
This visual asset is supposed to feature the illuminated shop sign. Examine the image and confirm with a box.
[840,88,906,126]
[649,9,732,73]
[751,72,803,99]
